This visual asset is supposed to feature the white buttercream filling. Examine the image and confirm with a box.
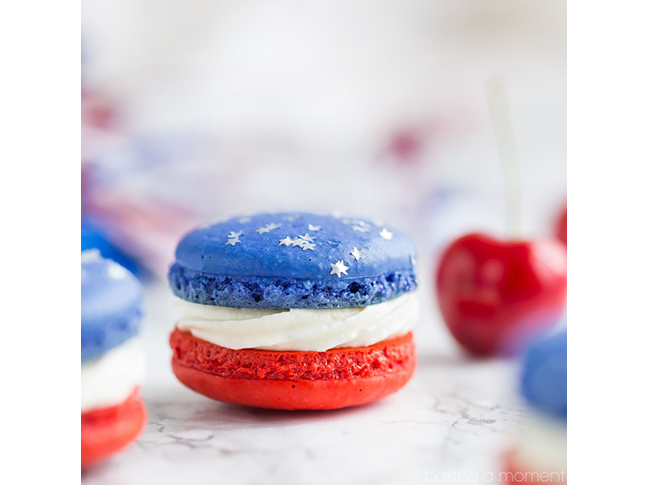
[81,338,146,412]
[176,292,420,352]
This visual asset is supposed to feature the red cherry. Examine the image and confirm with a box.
[436,233,567,356]
[82,92,118,130]
[556,205,567,245]
[389,129,423,163]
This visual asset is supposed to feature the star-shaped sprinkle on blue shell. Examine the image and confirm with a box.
[380,228,393,240]
[330,260,350,277]
[256,222,281,234]
[350,247,365,261]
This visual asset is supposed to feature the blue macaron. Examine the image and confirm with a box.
[169,212,418,309]
[81,218,141,276]
[81,250,144,362]
[520,331,567,421]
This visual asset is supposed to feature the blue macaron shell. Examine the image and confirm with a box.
[520,331,567,421]
[169,212,418,308]
[81,218,142,276]
[82,250,143,362]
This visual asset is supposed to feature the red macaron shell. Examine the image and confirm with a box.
[81,388,147,468]
[502,450,566,485]
[170,329,416,410]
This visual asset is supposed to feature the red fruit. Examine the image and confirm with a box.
[170,329,416,410]
[556,205,567,245]
[81,92,118,130]
[436,233,567,356]
[389,130,423,163]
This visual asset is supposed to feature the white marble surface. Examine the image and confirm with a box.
[82,282,527,485]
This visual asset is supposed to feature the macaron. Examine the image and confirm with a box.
[520,330,567,421]
[81,218,140,276]
[505,331,567,485]
[81,250,147,468]
[169,211,419,410]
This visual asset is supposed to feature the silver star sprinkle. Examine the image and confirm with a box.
[106,262,127,280]
[228,231,243,238]
[352,225,370,233]
[380,228,393,240]
[350,247,364,261]
[308,224,321,232]
[292,238,306,248]
[225,237,241,246]
[81,249,101,263]
[299,233,315,242]
[330,260,349,278]
[257,222,281,234]
[300,241,316,251]
[279,236,294,246]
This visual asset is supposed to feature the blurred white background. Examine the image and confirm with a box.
[82,0,566,278]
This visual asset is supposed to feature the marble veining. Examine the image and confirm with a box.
[82,283,527,485]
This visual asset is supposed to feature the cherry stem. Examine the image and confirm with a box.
[486,78,523,239]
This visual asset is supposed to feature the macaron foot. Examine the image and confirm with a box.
[170,330,416,410]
